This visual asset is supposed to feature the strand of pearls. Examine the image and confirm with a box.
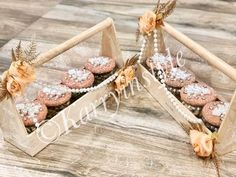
[138,37,147,63]
[68,73,118,93]
[156,71,202,124]
[138,29,158,63]
[34,120,40,128]
[35,73,118,94]
[138,29,202,124]
[153,29,158,55]
[32,73,118,129]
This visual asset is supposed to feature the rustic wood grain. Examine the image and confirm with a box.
[0,0,61,48]
[0,0,236,176]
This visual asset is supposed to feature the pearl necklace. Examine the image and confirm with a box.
[138,29,202,124]
[68,73,118,93]
[158,72,202,124]
[138,29,158,64]
[32,72,119,128]
[36,72,118,94]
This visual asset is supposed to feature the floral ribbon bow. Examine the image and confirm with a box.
[138,0,176,36]
[0,41,37,102]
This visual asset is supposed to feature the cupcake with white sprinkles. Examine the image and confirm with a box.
[85,56,116,84]
[165,67,196,96]
[37,84,72,118]
[202,101,229,132]
[180,83,217,116]
[146,53,177,82]
[61,68,94,100]
[62,68,94,89]
[146,53,177,71]
[16,100,48,133]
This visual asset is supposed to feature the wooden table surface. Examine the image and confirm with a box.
[0,0,236,176]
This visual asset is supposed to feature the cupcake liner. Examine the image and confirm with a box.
[47,100,71,119]
[202,117,219,132]
[147,68,164,83]
[71,93,85,103]
[94,68,117,85]
[181,101,202,117]
[26,126,37,134]
[167,86,181,98]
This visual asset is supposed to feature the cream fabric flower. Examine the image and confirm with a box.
[1,60,35,97]
[115,66,135,91]
[8,60,35,84]
[190,130,213,157]
[139,10,157,34]
[6,75,22,96]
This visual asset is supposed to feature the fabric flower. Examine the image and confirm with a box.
[1,60,35,97]
[115,73,126,90]
[190,130,213,157]
[6,75,22,96]
[8,60,35,84]
[123,66,135,83]
[115,66,135,91]
[139,10,157,34]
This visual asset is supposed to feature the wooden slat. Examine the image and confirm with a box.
[162,22,236,82]
[0,0,236,176]
[0,0,60,48]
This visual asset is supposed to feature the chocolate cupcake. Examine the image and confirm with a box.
[180,83,217,116]
[16,101,48,133]
[202,101,229,132]
[62,68,94,89]
[165,67,196,96]
[85,56,116,84]
[37,84,72,118]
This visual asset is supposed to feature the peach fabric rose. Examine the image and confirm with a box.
[124,66,135,83]
[6,75,22,96]
[115,66,135,91]
[139,10,157,34]
[1,60,35,97]
[1,71,9,84]
[8,60,35,84]
[115,73,126,90]
[190,130,213,157]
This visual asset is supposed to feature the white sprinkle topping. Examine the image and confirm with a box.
[42,85,68,98]
[88,56,110,66]
[212,103,229,117]
[170,68,191,80]
[151,53,173,65]
[68,69,90,82]
[185,84,210,96]
[16,102,42,119]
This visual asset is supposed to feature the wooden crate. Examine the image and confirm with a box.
[0,18,123,156]
[137,22,236,156]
